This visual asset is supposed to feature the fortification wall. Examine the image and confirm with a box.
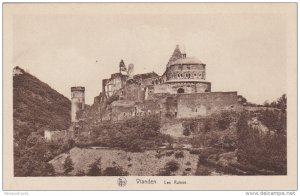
[177,92,240,118]
[154,82,210,94]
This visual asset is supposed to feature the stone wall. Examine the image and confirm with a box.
[44,130,70,141]
[177,92,240,118]
[154,82,211,94]
[111,100,135,121]
[123,82,145,102]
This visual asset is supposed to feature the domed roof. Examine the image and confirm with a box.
[171,56,203,65]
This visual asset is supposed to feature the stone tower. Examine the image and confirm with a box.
[71,86,85,122]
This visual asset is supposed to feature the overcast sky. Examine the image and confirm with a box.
[12,4,288,104]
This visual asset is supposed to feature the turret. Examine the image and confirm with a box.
[119,59,127,75]
[71,86,85,122]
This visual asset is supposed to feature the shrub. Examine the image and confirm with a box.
[185,168,191,172]
[165,160,180,172]
[195,166,210,176]
[81,114,167,152]
[174,151,184,159]
[237,112,286,174]
[166,151,174,157]
[217,112,233,130]
[87,158,102,176]
[63,155,74,175]
[102,166,128,176]
[75,170,86,176]
[182,128,191,136]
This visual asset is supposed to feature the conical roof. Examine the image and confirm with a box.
[167,45,182,68]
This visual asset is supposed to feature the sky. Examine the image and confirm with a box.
[12,4,288,105]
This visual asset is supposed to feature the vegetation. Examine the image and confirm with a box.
[102,166,128,176]
[183,111,238,150]
[13,67,72,176]
[165,160,180,172]
[63,155,74,175]
[263,94,287,111]
[157,160,180,176]
[86,158,102,176]
[237,111,287,174]
[75,114,172,152]
[13,67,71,141]
[174,151,184,159]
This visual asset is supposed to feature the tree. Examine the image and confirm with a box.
[63,155,74,175]
[165,160,180,172]
[102,166,128,176]
[238,95,247,105]
[87,158,102,176]
[277,94,287,111]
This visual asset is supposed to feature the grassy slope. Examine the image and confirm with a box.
[50,147,199,176]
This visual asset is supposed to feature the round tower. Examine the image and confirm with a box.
[71,86,85,122]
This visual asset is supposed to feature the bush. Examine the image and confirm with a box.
[87,158,102,176]
[174,151,184,159]
[182,128,191,136]
[102,166,128,176]
[185,168,191,172]
[63,155,74,175]
[258,109,286,133]
[75,170,86,176]
[195,166,211,176]
[237,112,286,174]
[217,112,233,130]
[166,151,174,157]
[78,114,168,152]
[165,160,180,172]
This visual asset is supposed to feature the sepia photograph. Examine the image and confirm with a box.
[3,2,297,191]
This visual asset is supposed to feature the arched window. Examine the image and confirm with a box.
[177,88,184,93]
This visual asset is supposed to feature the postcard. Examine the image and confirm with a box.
[3,3,297,190]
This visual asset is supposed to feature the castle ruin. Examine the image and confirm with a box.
[72,45,241,123]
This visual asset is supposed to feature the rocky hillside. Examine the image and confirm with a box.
[50,147,199,176]
[13,66,71,141]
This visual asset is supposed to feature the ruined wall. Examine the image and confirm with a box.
[154,82,211,94]
[134,100,161,116]
[44,130,70,141]
[177,92,240,118]
[111,100,135,121]
[71,87,85,122]
[123,82,145,102]
[103,73,128,97]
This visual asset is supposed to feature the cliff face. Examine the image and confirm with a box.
[13,66,71,141]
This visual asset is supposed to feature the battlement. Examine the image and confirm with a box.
[71,86,85,92]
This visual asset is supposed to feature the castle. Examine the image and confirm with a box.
[71,45,241,123]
